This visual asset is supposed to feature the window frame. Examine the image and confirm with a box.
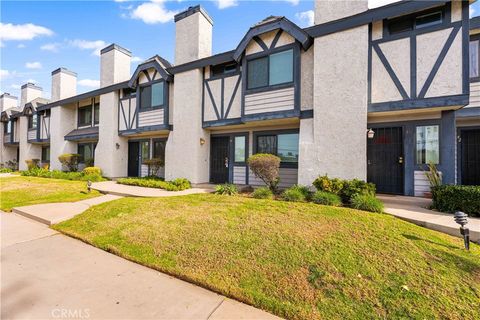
[152,138,166,162]
[77,142,96,164]
[41,146,50,163]
[210,62,239,79]
[232,133,248,166]
[27,114,37,130]
[415,124,441,166]
[245,44,296,93]
[384,6,447,38]
[77,105,93,128]
[253,129,299,168]
[139,79,165,111]
[470,35,480,82]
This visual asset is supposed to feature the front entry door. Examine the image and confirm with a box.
[210,136,230,183]
[461,129,480,185]
[367,127,404,194]
[128,141,140,177]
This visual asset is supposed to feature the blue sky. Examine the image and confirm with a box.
[1,0,480,101]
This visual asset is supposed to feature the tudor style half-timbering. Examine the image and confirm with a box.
[4,0,477,196]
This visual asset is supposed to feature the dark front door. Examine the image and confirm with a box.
[128,141,140,177]
[461,129,480,185]
[210,136,230,183]
[367,127,404,194]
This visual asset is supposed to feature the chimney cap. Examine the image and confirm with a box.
[0,93,17,99]
[51,67,77,77]
[174,5,213,25]
[100,43,132,57]
[21,83,42,91]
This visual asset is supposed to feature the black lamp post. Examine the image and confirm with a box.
[87,180,92,193]
[454,211,470,250]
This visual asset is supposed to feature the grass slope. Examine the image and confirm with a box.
[0,176,101,211]
[54,194,480,320]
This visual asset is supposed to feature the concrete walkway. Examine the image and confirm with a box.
[1,212,279,319]
[12,194,122,225]
[92,180,215,197]
[379,194,480,243]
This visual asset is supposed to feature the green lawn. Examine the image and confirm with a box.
[0,176,101,211]
[54,194,480,320]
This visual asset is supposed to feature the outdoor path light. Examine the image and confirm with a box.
[87,180,92,193]
[454,211,469,250]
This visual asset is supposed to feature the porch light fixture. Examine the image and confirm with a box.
[200,138,206,145]
[116,143,120,150]
[367,128,375,139]
[454,211,470,250]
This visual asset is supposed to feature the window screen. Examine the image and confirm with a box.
[247,56,268,89]
[470,40,479,78]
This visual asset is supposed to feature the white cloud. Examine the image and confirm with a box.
[25,79,38,84]
[17,44,25,48]
[25,62,42,69]
[78,79,100,88]
[130,0,179,24]
[69,39,107,56]
[214,0,238,9]
[296,10,314,27]
[284,0,299,5]
[131,56,144,63]
[0,70,11,80]
[368,0,401,9]
[10,84,21,90]
[41,42,61,52]
[471,7,476,18]
[0,22,53,41]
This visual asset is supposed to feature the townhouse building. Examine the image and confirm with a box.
[1,0,479,196]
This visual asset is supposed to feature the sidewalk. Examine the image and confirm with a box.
[1,212,280,319]
[379,194,480,243]
[91,180,215,197]
[12,194,122,225]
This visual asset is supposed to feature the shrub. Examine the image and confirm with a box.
[351,194,384,213]
[144,158,165,176]
[58,153,81,172]
[425,162,442,188]
[431,185,480,217]
[117,177,191,191]
[340,179,376,204]
[82,166,102,176]
[311,191,342,207]
[85,157,95,168]
[313,175,344,195]
[25,159,40,170]
[215,184,238,195]
[21,168,106,182]
[282,187,306,202]
[290,184,312,200]
[5,159,18,170]
[252,187,274,199]
[0,167,13,173]
[247,154,281,192]
[41,163,49,170]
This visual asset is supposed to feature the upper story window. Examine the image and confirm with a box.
[211,62,238,77]
[255,131,299,166]
[470,39,479,79]
[140,82,164,110]
[44,109,51,117]
[387,10,443,36]
[3,122,9,134]
[78,103,99,127]
[122,87,136,98]
[28,115,37,129]
[247,49,293,90]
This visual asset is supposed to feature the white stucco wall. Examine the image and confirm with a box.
[49,105,76,170]
[0,95,18,166]
[175,11,212,65]
[301,47,314,110]
[95,91,128,178]
[20,85,42,108]
[165,69,209,183]
[100,48,131,87]
[51,70,77,102]
[315,0,367,24]
[299,24,369,185]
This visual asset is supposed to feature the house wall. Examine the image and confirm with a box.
[18,116,41,170]
[50,105,76,170]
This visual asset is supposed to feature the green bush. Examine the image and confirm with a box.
[143,158,165,176]
[282,187,306,202]
[340,179,376,203]
[0,167,13,173]
[215,184,238,195]
[351,194,384,213]
[82,166,102,176]
[58,153,81,172]
[247,154,281,192]
[25,159,40,170]
[21,168,106,182]
[313,175,344,195]
[252,187,274,199]
[432,185,480,217]
[117,177,191,191]
[311,191,342,207]
[290,184,312,200]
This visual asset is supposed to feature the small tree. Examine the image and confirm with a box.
[25,159,40,170]
[425,162,442,188]
[58,153,80,172]
[247,153,281,192]
[143,158,165,177]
